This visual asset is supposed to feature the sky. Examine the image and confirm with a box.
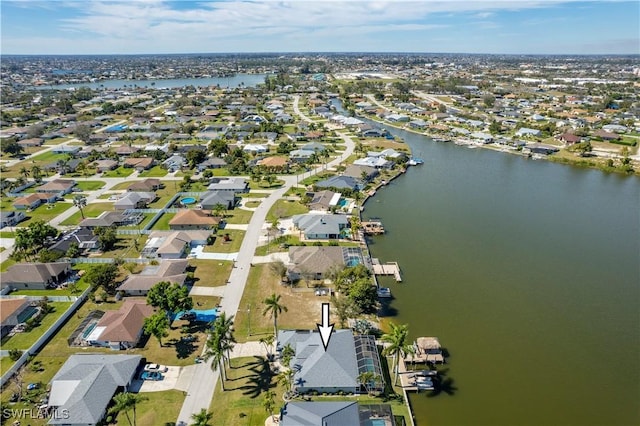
[1,0,639,55]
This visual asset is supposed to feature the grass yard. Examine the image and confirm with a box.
[248,179,284,190]
[0,356,14,377]
[300,171,334,186]
[109,181,134,190]
[102,166,135,177]
[244,200,261,208]
[267,199,309,222]
[0,302,73,351]
[30,151,68,163]
[98,234,147,259]
[20,202,73,226]
[149,184,180,208]
[150,212,175,230]
[138,165,169,177]
[60,202,114,226]
[0,258,17,272]
[233,264,327,343]
[73,180,106,191]
[209,356,284,426]
[117,390,185,426]
[189,259,233,287]
[202,229,245,253]
[223,208,253,225]
[10,280,90,297]
[0,231,15,237]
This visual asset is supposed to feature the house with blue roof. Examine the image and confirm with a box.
[292,213,349,240]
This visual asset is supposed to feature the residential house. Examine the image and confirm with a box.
[515,127,541,137]
[276,329,385,395]
[307,190,341,212]
[0,210,26,227]
[83,300,154,349]
[343,165,379,182]
[197,157,227,172]
[114,145,139,156]
[200,191,236,210]
[292,213,349,240]
[257,156,289,171]
[352,155,391,169]
[557,133,582,145]
[51,145,80,155]
[123,157,155,171]
[49,227,100,255]
[287,246,363,281]
[78,211,137,228]
[37,179,76,195]
[117,259,189,295]
[409,119,428,129]
[207,177,249,193]
[12,193,50,210]
[361,128,386,138]
[315,175,362,192]
[289,149,315,163]
[525,143,560,155]
[162,153,187,171]
[17,138,43,148]
[242,143,268,154]
[169,209,221,230]
[1,262,72,291]
[47,354,141,426]
[114,192,156,210]
[280,402,397,426]
[593,129,621,141]
[141,230,210,259]
[126,178,163,192]
[0,297,34,338]
[93,159,118,172]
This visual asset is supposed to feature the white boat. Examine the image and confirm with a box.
[377,287,392,298]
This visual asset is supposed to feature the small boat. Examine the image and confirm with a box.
[377,287,392,298]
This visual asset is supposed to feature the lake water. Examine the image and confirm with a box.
[35,73,268,90]
[363,125,640,425]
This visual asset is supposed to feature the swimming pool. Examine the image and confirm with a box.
[105,124,128,132]
[181,197,197,205]
[82,322,97,339]
[338,198,348,207]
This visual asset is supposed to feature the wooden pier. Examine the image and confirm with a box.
[361,219,385,235]
[372,258,402,282]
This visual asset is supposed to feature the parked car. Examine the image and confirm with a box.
[140,371,163,381]
[144,363,168,373]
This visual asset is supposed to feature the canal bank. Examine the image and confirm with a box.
[359,122,640,425]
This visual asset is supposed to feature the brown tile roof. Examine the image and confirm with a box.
[169,209,221,226]
[257,156,288,167]
[117,260,188,292]
[37,179,75,192]
[0,298,30,323]
[95,299,154,343]
[3,262,70,284]
[123,157,154,168]
[127,178,162,192]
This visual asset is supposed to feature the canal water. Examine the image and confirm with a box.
[363,126,640,425]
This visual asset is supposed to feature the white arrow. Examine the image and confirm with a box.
[316,302,334,352]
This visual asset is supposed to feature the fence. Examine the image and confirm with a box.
[0,286,91,388]
[68,257,150,264]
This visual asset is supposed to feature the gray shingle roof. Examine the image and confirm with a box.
[48,354,141,425]
[280,401,359,426]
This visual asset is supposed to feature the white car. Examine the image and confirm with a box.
[144,363,168,373]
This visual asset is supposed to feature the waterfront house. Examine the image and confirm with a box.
[515,127,541,137]
[343,165,379,182]
[593,129,621,141]
[287,246,363,281]
[314,175,362,192]
[1,262,72,291]
[276,329,384,395]
[83,299,154,349]
[292,213,349,240]
[280,402,397,426]
[307,190,340,211]
[117,259,188,295]
[47,354,141,426]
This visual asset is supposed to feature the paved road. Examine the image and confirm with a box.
[175,99,356,425]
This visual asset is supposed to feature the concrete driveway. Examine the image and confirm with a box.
[131,365,188,392]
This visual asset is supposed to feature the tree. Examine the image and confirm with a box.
[347,279,378,314]
[203,327,228,391]
[144,312,169,347]
[83,263,118,292]
[66,242,81,258]
[186,148,206,169]
[262,293,288,337]
[331,294,359,328]
[94,225,118,251]
[73,195,87,219]
[268,260,287,283]
[483,94,496,108]
[12,220,58,261]
[211,312,236,369]
[108,392,148,426]
[19,166,30,181]
[259,334,275,360]
[213,203,226,218]
[147,281,193,318]
[8,348,23,361]
[262,390,277,422]
[31,165,42,183]
[1,139,24,156]
[74,124,92,143]
[277,369,294,394]
[381,322,415,386]
[190,408,214,426]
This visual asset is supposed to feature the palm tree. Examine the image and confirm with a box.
[190,408,214,426]
[31,165,42,183]
[203,332,228,391]
[212,312,236,369]
[277,369,294,395]
[259,334,275,360]
[73,195,87,219]
[19,166,30,181]
[108,392,148,426]
[262,293,288,337]
[381,322,415,386]
[262,390,277,422]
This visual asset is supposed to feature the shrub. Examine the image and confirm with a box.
[8,349,23,361]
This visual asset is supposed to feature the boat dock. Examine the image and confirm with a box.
[405,337,445,364]
[371,258,402,282]
[397,356,437,392]
[361,219,385,235]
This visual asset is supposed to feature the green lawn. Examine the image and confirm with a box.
[0,258,17,272]
[248,179,285,190]
[209,356,283,426]
[60,202,114,226]
[202,229,245,253]
[138,165,169,177]
[0,356,14,377]
[102,166,135,177]
[244,200,261,208]
[73,180,106,191]
[217,206,251,224]
[0,302,73,351]
[189,259,233,287]
[20,202,73,226]
[30,151,68,163]
[0,231,15,237]
[98,234,147,259]
[267,199,309,222]
[117,390,185,426]
[150,212,175,230]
